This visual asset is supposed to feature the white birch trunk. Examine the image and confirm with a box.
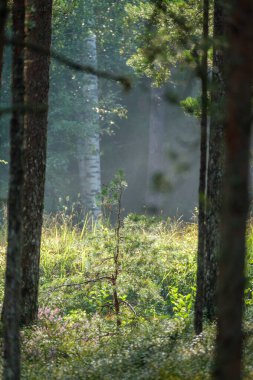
[77,33,101,220]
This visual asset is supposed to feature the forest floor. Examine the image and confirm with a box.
[1,213,253,379]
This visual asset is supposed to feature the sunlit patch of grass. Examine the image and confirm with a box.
[3,215,253,378]
[1,215,253,378]
[0,214,200,378]
[23,214,201,378]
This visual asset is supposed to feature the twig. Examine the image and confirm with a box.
[4,35,131,90]
[96,256,115,267]
[120,299,137,316]
[100,302,114,309]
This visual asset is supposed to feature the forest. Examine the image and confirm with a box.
[0,0,253,379]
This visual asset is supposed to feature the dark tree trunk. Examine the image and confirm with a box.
[204,0,225,321]
[213,0,253,379]
[0,0,8,84]
[194,0,209,335]
[21,0,52,325]
[2,1,25,378]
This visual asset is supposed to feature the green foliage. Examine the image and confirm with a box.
[244,224,253,307]
[2,218,253,377]
[100,169,128,209]
[180,96,201,118]
[0,213,198,378]
[39,0,131,210]
[168,286,195,320]
[125,0,203,86]
[44,193,192,326]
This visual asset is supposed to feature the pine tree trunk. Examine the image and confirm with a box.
[77,33,101,220]
[2,1,25,378]
[20,0,52,325]
[145,86,166,214]
[194,0,209,335]
[0,0,8,84]
[213,0,253,378]
[205,0,225,321]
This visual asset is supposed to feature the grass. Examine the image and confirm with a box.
[1,213,253,379]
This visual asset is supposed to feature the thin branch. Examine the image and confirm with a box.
[96,256,115,267]
[4,35,131,90]
[120,299,137,316]
[100,302,114,309]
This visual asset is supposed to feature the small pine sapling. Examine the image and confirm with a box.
[101,170,127,327]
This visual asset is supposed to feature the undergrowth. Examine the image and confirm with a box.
[1,214,253,378]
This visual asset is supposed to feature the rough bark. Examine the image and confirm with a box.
[205,0,225,321]
[21,0,52,325]
[194,0,209,335]
[77,33,101,220]
[2,1,25,378]
[0,0,8,84]
[145,86,166,214]
[213,0,253,378]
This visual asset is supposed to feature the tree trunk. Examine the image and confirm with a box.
[145,85,166,214]
[194,0,209,335]
[205,0,225,321]
[213,0,253,378]
[0,0,8,84]
[2,1,25,378]
[77,32,101,220]
[20,0,52,325]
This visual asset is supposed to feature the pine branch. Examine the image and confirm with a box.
[4,35,131,90]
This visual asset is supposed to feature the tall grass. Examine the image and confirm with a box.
[1,213,253,378]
